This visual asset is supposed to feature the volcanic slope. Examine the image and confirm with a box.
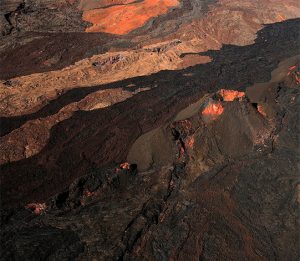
[1,50,300,260]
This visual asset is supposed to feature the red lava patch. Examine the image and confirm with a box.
[186,136,195,149]
[120,162,130,170]
[25,203,46,215]
[202,101,224,121]
[218,89,245,101]
[257,104,267,117]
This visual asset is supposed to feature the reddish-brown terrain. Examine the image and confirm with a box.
[0,0,299,260]
[83,0,180,34]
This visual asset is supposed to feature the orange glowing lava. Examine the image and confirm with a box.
[120,162,130,170]
[83,0,179,34]
[186,136,195,149]
[257,105,267,117]
[202,102,224,120]
[25,203,46,215]
[218,89,245,101]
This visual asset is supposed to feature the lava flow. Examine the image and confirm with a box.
[83,0,180,34]
[202,101,224,120]
[0,0,300,260]
[218,89,245,101]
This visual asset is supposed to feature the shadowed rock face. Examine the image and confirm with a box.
[0,0,300,260]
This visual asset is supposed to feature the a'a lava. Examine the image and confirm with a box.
[287,65,300,84]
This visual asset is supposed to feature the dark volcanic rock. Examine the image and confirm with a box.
[1,19,299,208]
[1,226,84,260]
[1,61,299,260]
[0,1,300,260]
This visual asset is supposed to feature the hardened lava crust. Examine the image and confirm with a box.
[0,0,299,260]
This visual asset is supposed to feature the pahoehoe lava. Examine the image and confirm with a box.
[0,0,299,260]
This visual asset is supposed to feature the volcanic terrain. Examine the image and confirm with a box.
[0,0,300,260]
